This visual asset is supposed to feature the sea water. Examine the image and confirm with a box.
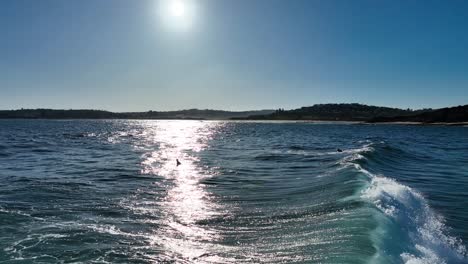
[0,120,467,263]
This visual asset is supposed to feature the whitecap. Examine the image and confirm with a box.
[362,175,467,263]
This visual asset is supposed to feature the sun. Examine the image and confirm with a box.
[158,0,196,31]
[169,1,186,18]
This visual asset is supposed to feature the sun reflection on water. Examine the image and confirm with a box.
[138,120,224,261]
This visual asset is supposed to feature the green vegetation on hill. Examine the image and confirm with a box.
[1,104,466,123]
[0,109,117,119]
[242,103,431,121]
[0,109,274,120]
[368,105,468,123]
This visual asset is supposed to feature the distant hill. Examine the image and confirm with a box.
[1,104,466,123]
[121,109,275,120]
[240,103,431,121]
[0,109,117,119]
[0,109,275,120]
[369,105,468,123]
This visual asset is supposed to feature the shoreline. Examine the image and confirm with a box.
[0,118,467,126]
[366,121,468,126]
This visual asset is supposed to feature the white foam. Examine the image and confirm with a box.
[339,142,466,263]
[340,153,365,164]
[347,144,374,154]
[362,175,467,263]
[401,244,447,264]
[337,143,375,167]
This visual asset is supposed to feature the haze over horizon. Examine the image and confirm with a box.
[1,0,467,111]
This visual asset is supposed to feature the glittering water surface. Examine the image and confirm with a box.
[0,120,467,263]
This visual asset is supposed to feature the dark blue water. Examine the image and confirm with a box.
[0,120,467,263]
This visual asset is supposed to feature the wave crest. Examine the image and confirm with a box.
[337,141,467,263]
[362,173,466,263]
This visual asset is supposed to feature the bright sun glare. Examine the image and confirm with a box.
[159,0,195,31]
[169,1,186,18]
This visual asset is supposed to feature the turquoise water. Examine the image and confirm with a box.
[0,120,467,263]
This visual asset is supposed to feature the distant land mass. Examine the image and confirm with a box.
[241,103,467,123]
[368,104,468,123]
[0,104,467,123]
[0,109,275,120]
[241,103,429,121]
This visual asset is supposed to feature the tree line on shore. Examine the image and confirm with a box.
[1,103,466,123]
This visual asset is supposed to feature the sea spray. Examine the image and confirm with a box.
[343,143,468,264]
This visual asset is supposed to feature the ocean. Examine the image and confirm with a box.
[0,120,467,263]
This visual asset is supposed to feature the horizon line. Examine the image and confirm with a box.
[2,102,465,113]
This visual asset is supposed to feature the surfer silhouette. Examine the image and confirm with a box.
[176,159,181,166]
[337,148,343,152]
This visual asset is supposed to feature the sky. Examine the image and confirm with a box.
[1,0,467,111]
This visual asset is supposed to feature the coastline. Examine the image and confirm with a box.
[2,104,466,123]
[365,121,468,126]
[1,118,467,126]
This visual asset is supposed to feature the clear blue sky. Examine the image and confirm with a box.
[1,0,467,111]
